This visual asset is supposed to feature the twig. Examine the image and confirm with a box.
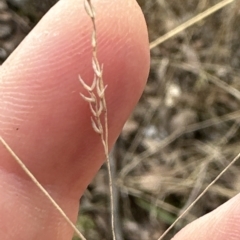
[0,136,86,240]
[80,1,116,239]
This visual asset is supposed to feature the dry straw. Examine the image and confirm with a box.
[150,0,235,49]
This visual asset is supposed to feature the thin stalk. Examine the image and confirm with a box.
[80,1,116,239]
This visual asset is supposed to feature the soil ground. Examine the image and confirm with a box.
[1,1,240,240]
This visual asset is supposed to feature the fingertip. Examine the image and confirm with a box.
[0,0,150,188]
[0,1,149,239]
[173,193,240,240]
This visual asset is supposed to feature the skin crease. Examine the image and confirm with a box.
[0,0,239,240]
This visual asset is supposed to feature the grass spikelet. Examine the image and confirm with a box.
[80,1,116,240]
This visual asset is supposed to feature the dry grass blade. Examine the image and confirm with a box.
[80,1,116,240]
[0,136,87,240]
[120,110,240,178]
[119,0,240,238]
[157,152,240,240]
[149,0,235,49]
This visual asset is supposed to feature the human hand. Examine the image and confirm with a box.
[0,0,149,239]
[0,0,239,240]
[172,192,240,239]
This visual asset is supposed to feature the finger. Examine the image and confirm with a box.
[0,0,150,239]
[173,193,240,240]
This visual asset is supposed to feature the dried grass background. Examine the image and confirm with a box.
[1,0,240,240]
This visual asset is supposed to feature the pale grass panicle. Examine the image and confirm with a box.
[79,1,116,240]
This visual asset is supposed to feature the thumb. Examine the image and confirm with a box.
[0,0,149,239]
[173,193,240,240]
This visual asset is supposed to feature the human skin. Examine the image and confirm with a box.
[0,0,239,240]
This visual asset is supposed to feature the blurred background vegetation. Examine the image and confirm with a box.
[1,0,240,239]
